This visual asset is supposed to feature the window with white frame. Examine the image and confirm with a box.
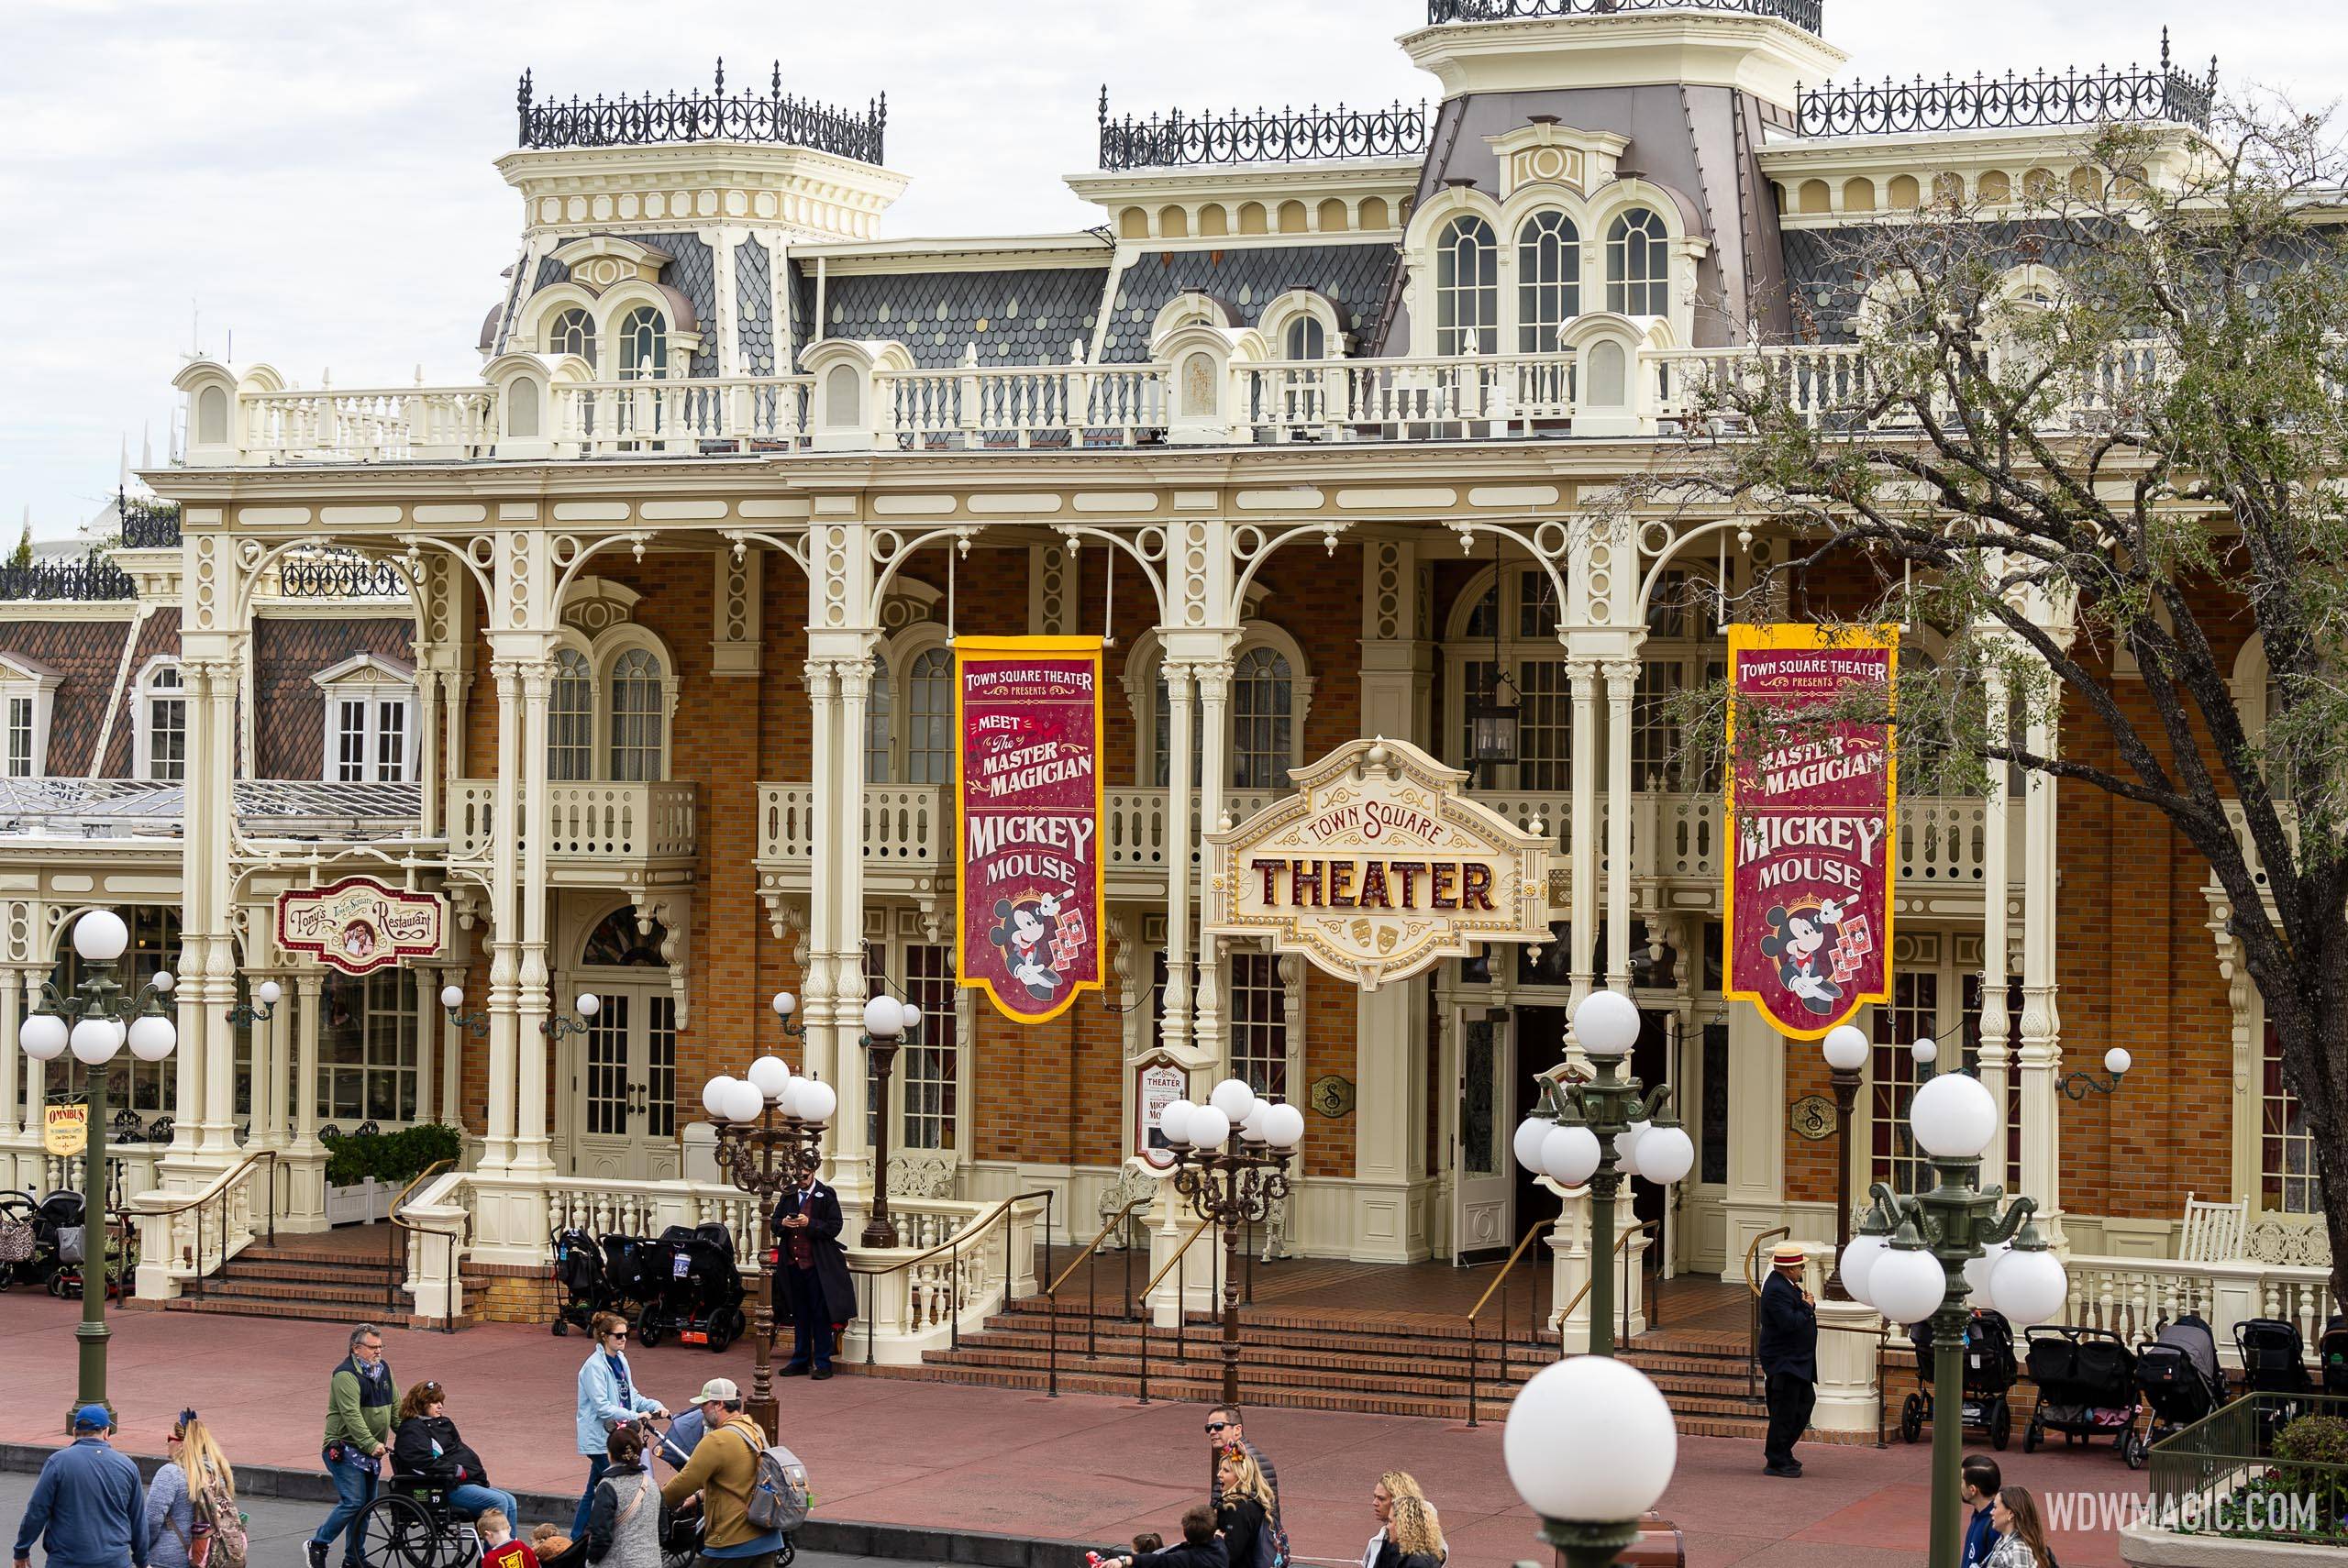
[138,661,186,782]
[866,652,893,783]
[1868,970,1940,1193]
[1284,316,1327,360]
[1151,666,1205,788]
[313,657,415,784]
[905,647,953,785]
[1435,215,1499,356]
[607,647,665,780]
[2263,1020,2317,1212]
[6,697,32,778]
[1517,212,1582,352]
[1141,631,1306,790]
[903,944,958,1151]
[1449,569,1571,790]
[548,647,593,780]
[317,968,419,1123]
[50,907,180,1115]
[548,307,596,363]
[617,306,668,380]
[1228,951,1290,1101]
[1607,209,1671,316]
[1633,569,1722,791]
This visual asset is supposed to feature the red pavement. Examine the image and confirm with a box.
[0,1293,2146,1567]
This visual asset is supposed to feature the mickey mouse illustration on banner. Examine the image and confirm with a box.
[1760,893,1870,1017]
[989,889,1090,1002]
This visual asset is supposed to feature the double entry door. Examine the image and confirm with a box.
[569,983,681,1181]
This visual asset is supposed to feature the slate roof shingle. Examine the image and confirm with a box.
[1099,242,1401,362]
[824,268,1109,369]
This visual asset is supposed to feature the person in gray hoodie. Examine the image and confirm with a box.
[583,1428,662,1568]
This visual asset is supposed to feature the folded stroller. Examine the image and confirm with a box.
[1901,1309,2020,1450]
[2137,1314,2228,1450]
[2025,1324,2145,1466]
[2235,1316,2315,1441]
[2320,1317,2348,1396]
[551,1226,615,1336]
[49,1211,136,1303]
[602,1231,665,1320]
[637,1223,747,1353]
[0,1191,38,1289]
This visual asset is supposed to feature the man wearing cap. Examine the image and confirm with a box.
[660,1380,783,1567]
[14,1406,149,1568]
[1757,1241,1819,1477]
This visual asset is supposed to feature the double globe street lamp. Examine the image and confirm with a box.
[1155,1077,1306,1407]
[703,1050,837,1441]
[17,909,178,1424]
[1507,988,1695,1356]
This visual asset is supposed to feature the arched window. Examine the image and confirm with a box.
[1516,212,1582,352]
[607,647,665,780]
[1283,316,1327,361]
[1607,210,1670,316]
[1434,215,1499,356]
[138,662,186,783]
[548,308,596,363]
[1229,646,1294,790]
[865,653,892,783]
[548,647,593,781]
[1449,568,1570,790]
[616,306,667,381]
[906,647,953,784]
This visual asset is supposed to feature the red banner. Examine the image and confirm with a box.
[955,637,1105,1024]
[1725,625,1898,1040]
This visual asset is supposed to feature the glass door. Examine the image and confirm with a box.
[568,986,680,1180]
[1452,1010,1513,1264]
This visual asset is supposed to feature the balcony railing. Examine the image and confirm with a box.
[1428,0,1824,33]
[553,376,813,453]
[0,558,134,602]
[118,496,182,550]
[241,386,498,462]
[448,781,698,864]
[880,362,1168,449]
[1797,36,2215,138]
[1098,91,1430,171]
[515,61,887,165]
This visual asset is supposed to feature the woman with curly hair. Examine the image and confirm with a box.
[1214,1448,1278,1568]
[1364,1473,1444,1568]
[1382,1496,1446,1568]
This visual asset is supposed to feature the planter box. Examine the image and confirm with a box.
[325,1178,384,1226]
[2121,1521,2348,1567]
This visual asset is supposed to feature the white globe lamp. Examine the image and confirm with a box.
[1540,1123,1601,1187]
[256,980,282,1009]
[127,1014,176,1064]
[795,1079,838,1125]
[1573,989,1642,1058]
[1963,1240,2011,1303]
[1911,1036,1939,1067]
[746,1055,792,1100]
[70,1018,121,1066]
[1512,1116,1553,1173]
[771,991,796,1021]
[863,995,904,1040]
[1911,1071,1999,1160]
[1822,1024,1870,1073]
[576,992,600,1019]
[1989,1243,2068,1326]
[1866,1245,1950,1325]
[1260,1102,1306,1150]
[1209,1077,1257,1123]
[1838,1232,1889,1306]
[898,1000,922,1037]
[702,1075,738,1121]
[440,985,465,1011]
[20,1013,67,1062]
[1635,1124,1695,1186]
[1618,1120,1652,1176]
[72,910,129,964]
[2104,1047,2132,1077]
[1503,1356,1678,1531]
[720,1077,766,1124]
[1188,1104,1232,1150]
[1158,1099,1197,1147]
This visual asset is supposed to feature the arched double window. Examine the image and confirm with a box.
[607,647,666,779]
[542,631,671,783]
[1435,215,1499,356]
[617,306,668,381]
[1607,209,1671,316]
[866,643,956,785]
[1284,316,1327,361]
[548,307,596,362]
[1136,627,1310,790]
[1517,212,1582,353]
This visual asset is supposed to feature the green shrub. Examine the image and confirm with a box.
[2273,1413,2348,1527]
[324,1123,464,1190]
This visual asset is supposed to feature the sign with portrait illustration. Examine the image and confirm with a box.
[1204,737,1553,989]
[954,636,1106,1025]
[1136,1057,1189,1170]
[275,878,447,977]
[1724,624,1898,1040]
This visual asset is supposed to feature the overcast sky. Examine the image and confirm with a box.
[3,0,2342,536]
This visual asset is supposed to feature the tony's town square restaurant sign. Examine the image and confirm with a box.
[275,878,447,977]
[954,636,1106,1026]
[1724,624,1898,1040]
[1206,737,1552,988]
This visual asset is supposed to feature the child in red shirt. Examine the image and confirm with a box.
[478,1508,539,1568]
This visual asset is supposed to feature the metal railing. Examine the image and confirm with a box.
[1744,1225,1792,1398]
[1797,35,2216,138]
[2150,1392,2348,1545]
[1465,1220,1555,1429]
[131,1150,280,1299]
[516,61,886,163]
[117,496,182,550]
[389,1158,470,1333]
[279,556,409,600]
[1429,0,1824,33]
[0,558,135,602]
[1135,1216,1219,1406]
[1098,90,1429,170]
[1041,1196,1156,1397]
[1551,1217,1662,1347]
[847,1189,1055,1364]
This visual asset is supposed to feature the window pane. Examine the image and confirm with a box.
[1284,317,1326,361]
[903,945,958,1151]
[618,307,667,380]
[1435,215,1498,356]
[150,696,187,782]
[1632,661,1682,790]
[548,649,593,781]
[2264,1020,2317,1212]
[608,649,664,780]
[1608,210,1669,317]
[549,308,596,362]
[375,700,406,782]
[648,995,677,1138]
[316,970,418,1125]
[1516,659,1572,790]
[1229,953,1289,1101]
[908,649,952,785]
[1869,973,1940,1194]
[6,696,30,778]
[1229,646,1292,790]
[1516,212,1581,353]
[866,654,892,783]
[586,995,628,1137]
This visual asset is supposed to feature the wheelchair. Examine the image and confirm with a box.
[356,1476,484,1568]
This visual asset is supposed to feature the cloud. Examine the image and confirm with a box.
[1,0,2335,533]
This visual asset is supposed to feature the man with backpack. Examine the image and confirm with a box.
[658,1379,783,1567]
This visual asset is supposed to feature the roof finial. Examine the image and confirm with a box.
[773,60,782,99]
[2161,27,2171,73]
[715,56,725,95]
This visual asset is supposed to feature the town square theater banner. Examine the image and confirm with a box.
[1725,624,1898,1040]
[1206,737,1552,988]
[954,636,1106,1024]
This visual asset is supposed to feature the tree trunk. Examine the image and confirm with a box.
[2268,955,2348,1320]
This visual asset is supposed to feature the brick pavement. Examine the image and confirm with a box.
[0,1291,2147,1567]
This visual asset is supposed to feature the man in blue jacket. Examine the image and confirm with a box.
[1757,1241,1819,1478]
[1959,1456,2002,1568]
[13,1406,149,1568]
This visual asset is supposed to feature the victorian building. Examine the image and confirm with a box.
[0,0,2320,1410]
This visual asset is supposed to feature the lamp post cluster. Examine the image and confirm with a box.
[1154,1077,1305,1406]
[1506,989,1694,1356]
[17,910,178,1426]
[702,1048,837,1441]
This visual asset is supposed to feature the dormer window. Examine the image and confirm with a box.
[1517,212,1582,352]
[617,307,668,381]
[312,654,416,784]
[133,658,185,783]
[0,654,61,779]
[549,307,596,362]
[1607,209,1670,316]
[1284,316,1326,361]
[1435,215,1499,355]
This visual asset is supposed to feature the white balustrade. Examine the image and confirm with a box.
[879,362,1168,448]
[449,781,697,863]
[242,389,498,462]
[1240,351,1578,441]
[551,377,811,454]
[2062,1252,2336,1364]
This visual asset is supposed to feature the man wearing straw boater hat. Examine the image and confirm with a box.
[1757,1241,1819,1477]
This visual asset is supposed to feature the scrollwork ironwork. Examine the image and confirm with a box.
[517,59,887,165]
[1098,89,1429,171]
[1427,0,1823,32]
[1797,32,2215,138]
[279,557,409,600]
[0,558,135,602]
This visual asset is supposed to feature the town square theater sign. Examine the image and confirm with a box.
[1206,738,1553,988]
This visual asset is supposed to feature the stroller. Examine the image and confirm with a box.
[2025,1325,2145,1466]
[1900,1309,2020,1450]
[50,1209,137,1304]
[2320,1317,2348,1396]
[551,1227,615,1336]
[637,1223,747,1353]
[0,1191,39,1288]
[2137,1314,2228,1451]
[602,1232,666,1322]
[2235,1317,2315,1441]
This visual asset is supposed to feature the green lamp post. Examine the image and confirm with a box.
[18,908,178,1430]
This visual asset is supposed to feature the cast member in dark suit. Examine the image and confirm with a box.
[1757,1241,1819,1477]
[772,1165,855,1379]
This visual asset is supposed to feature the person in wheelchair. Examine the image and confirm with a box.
[391,1380,519,1529]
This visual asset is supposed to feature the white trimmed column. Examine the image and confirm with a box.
[1159,657,1197,1063]
[1977,661,2013,1192]
[282,970,327,1231]
[482,657,523,1172]
[1602,657,1639,988]
[514,657,555,1176]
[1191,656,1233,1076]
[801,658,840,1091]
[196,659,240,1155]
[412,966,438,1131]
[2017,681,2065,1244]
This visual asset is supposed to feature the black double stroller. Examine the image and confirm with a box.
[2025,1324,2146,1466]
[1901,1309,2021,1450]
[549,1227,611,1335]
[637,1223,748,1353]
[2236,1316,2317,1441]
[2136,1314,2229,1450]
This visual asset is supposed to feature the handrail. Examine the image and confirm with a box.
[1553,1218,1658,1327]
[1466,1220,1553,1430]
[389,1160,471,1334]
[1044,1195,1156,1398]
[1137,1216,1218,1408]
[1745,1225,1792,1297]
[848,1189,1056,1366]
[133,1149,281,1301]
[1745,1226,1793,1398]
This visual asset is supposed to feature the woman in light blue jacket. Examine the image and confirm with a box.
[571,1312,667,1538]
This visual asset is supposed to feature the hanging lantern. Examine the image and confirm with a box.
[1468,669,1522,774]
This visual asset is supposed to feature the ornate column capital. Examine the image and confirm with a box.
[1601,657,1642,697]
